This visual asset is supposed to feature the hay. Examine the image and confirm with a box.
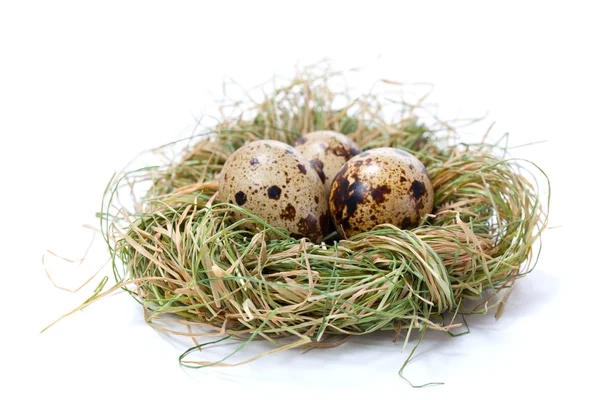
[98,65,548,370]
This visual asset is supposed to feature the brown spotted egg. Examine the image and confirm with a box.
[293,130,361,195]
[329,147,434,238]
[218,140,329,243]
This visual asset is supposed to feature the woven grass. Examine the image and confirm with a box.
[97,65,548,369]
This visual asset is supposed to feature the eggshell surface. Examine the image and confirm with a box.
[218,140,329,242]
[294,130,361,195]
[329,147,434,238]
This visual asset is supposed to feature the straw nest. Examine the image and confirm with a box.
[100,66,548,366]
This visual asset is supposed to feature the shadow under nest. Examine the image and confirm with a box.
[101,69,548,364]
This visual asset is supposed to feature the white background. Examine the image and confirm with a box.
[1,1,598,398]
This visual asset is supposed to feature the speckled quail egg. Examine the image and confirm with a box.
[293,130,361,195]
[329,147,434,238]
[218,140,329,243]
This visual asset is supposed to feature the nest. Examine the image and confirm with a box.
[101,66,548,368]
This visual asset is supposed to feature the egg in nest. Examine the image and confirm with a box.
[329,147,434,238]
[293,130,361,195]
[218,140,329,243]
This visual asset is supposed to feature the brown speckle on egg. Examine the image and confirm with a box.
[410,180,425,198]
[371,185,391,204]
[280,203,296,221]
[297,214,318,238]
[329,147,434,238]
[235,191,247,206]
[267,185,282,200]
[310,159,326,183]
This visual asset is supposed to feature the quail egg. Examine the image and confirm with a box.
[218,140,329,242]
[293,130,361,195]
[329,147,434,238]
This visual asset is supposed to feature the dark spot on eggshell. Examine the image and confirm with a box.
[411,180,426,200]
[298,214,318,241]
[371,185,391,204]
[280,203,296,221]
[267,185,282,200]
[331,166,370,231]
[235,191,247,206]
[310,159,326,183]
[250,158,259,165]
[297,164,307,174]
[332,145,351,158]
[293,137,307,145]
[319,212,329,234]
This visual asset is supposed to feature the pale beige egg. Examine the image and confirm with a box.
[218,140,329,242]
[293,130,361,195]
